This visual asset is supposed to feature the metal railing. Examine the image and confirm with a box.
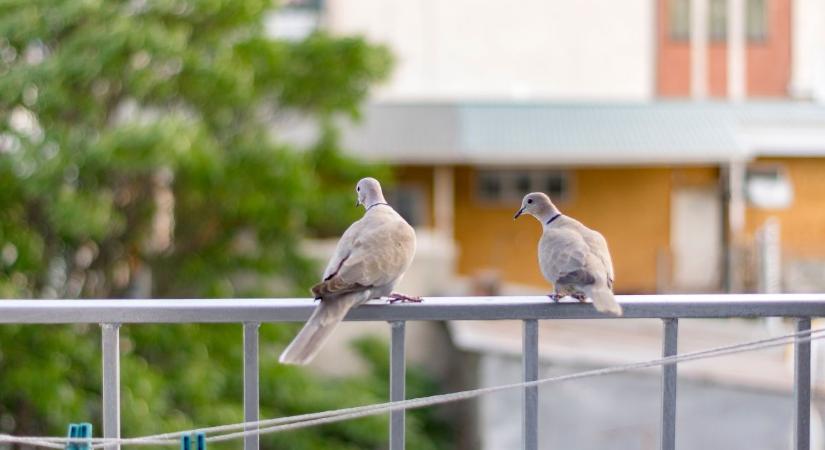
[1,294,824,450]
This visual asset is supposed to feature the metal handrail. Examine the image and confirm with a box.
[1,294,825,323]
[1,294,823,450]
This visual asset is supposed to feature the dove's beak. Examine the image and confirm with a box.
[513,207,525,219]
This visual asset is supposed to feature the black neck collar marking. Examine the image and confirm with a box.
[366,202,389,211]
[545,213,562,225]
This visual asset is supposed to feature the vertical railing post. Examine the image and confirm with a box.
[101,323,121,450]
[661,318,678,450]
[243,323,260,450]
[795,318,812,450]
[522,319,539,450]
[389,321,406,450]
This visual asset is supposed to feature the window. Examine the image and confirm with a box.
[285,0,322,11]
[669,0,768,42]
[386,186,427,227]
[745,0,767,40]
[265,0,322,40]
[478,174,502,199]
[476,170,570,203]
[670,0,691,40]
[709,0,727,40]
[745,165,793,209]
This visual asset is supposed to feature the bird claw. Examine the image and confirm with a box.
[572,293,588,303]
[548,293,588,303]
[387,292,423,304]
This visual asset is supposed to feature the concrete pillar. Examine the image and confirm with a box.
[726,160,747,292]
[433,166,454,239]
[727,0,746,100]
[690,0,709,99]
[728,160,746,235]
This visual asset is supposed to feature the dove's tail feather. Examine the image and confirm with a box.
[589,287,623,316]
[279,292,366,365]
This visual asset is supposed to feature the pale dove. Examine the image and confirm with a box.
[279,177,418,365]
[514,192,622,316]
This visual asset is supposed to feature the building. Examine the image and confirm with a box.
[322,0,825,295]
[272,2,825,447]
[340,101,825,294]
[263,2,825,447]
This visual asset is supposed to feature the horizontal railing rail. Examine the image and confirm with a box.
[1,294,824,450]
[1,294,825,323]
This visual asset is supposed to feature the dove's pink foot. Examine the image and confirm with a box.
[548,293,563,302]
[572,293,588,303]
[388,292,423,304]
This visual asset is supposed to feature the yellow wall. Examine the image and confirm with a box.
[393,165,722,294]
[745,158,825,259]
[453,166,675,293]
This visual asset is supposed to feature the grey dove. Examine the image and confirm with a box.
[279,177,418,365]
[514,192,622,316]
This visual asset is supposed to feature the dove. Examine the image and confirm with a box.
[279,177,418,365]
[514,192,622,316]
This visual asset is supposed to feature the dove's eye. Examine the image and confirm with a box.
[357,187,361,192]
[527,199,533,204]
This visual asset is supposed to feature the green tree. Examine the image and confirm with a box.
[0,0,451,448]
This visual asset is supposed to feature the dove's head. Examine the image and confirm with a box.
[356,177,386,208]
[514,192,559,221]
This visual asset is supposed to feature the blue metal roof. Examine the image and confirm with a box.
[342,101,825,165]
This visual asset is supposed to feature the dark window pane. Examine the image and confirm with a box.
[288,0,322,10]
[544,175,566,197]
[746,0,767,40]
[515,173,532,195]
[387,187,423,227]
[747,166,780,182]
[691,0,767,42]
[670,0,690,40]
[478,173,502,199]
[709,0,727,40]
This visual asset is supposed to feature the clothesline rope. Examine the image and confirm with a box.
[2,325,823,448]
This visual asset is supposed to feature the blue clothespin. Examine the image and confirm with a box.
[65,423,92,450]
[180,434,191,450]
[78,423,92,450]
[180,432,206,450]
[65,424,79,450]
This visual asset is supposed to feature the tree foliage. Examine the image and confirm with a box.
[0,0,450,448]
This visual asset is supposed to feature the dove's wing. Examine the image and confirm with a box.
[539,226,592,284]
[581,228,615,289]
[562,217,614,289]
[312,208,415,298]
[538,216,622,316]
[317,218,364,285]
